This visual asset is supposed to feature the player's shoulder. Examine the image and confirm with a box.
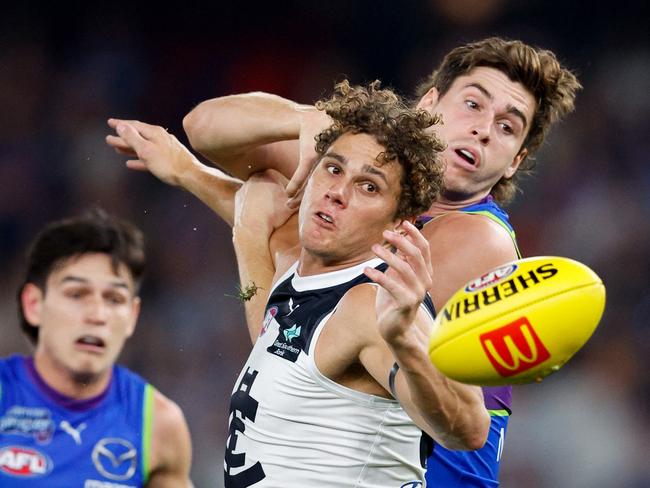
[0,354,23,376]
[423,211,515,260]
[151,389,187,435]
[0,355,11,370]
[424,210,508,238]
[332,284,378,339]
[149,388,192,480]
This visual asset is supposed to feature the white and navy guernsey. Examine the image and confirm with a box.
[0,355,153,487]
[225,257,435,488]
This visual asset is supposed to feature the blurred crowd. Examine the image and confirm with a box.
[1,1,648,486]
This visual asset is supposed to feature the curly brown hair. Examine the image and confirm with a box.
[416,37,582,204]
[314,80,445,219]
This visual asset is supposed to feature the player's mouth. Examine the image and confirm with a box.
[75,335,106,353]
[314,211,336,228]
[452,147,480,170]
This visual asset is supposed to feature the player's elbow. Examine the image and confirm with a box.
[441,407,490,451]
[183,107,208,152]
[459,408,490,450]
[463,424,489,451]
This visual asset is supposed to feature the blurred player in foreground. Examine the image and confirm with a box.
[0,209,193,487]
[109,80,491,487]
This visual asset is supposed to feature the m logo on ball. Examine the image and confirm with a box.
[479,317,550,377]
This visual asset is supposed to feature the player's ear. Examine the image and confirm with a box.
[505,148,528,178]
[393,217,417,233]
[416,87,440,112]
[21,283,44,327]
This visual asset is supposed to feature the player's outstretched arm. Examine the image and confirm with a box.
[183,92,330,199]
[106,118,242,227]
[147,390,193,488]
[358,221,490,450]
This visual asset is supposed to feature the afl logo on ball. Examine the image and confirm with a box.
[466,264,518,292]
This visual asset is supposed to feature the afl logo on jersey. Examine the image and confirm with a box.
[0,446,52,477]
[400,481,423,488]
[465,264,518,292]
[91,438,137,481]
[260,306,278,337]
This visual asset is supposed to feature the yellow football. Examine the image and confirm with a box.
[428,256,605,386]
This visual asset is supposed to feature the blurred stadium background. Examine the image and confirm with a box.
[1,1,648,486]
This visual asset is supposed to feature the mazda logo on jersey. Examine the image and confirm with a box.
[91,438,137,481]
[0,446,52,477]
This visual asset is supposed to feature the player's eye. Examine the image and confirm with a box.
[105,292,127,305]
[64,288,86,299]
[326,163,341,175]
[499,122,513,134]
[465,100,479,110]
[360,182,377,193]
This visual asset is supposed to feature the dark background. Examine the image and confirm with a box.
[1,1,649,486]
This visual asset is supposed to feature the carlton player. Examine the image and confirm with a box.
[108,80,490,487]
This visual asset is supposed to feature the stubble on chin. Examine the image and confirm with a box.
[69,366,102,386]
[441,186,473,202]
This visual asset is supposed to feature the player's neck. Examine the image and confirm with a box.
[32,350,111,400]
[297,249,376,277]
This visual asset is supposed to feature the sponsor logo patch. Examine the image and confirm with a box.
[0,406,55,443]
[0,446,52,477]
[91,438,137,481]
[267,322,302,362]
[480,317,551,377]
[260,306,278,337]
[282,324,301,343]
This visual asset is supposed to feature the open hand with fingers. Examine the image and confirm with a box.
[106,118,199,187]
[363,220,434,345]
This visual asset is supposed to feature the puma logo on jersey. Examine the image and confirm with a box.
[60,420,87,445]
[286,298,300,316]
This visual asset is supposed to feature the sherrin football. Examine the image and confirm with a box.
[428,256,605,386]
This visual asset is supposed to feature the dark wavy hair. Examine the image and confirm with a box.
[314,80,445,219]
[416,37,582,204]
[17,207,146,344]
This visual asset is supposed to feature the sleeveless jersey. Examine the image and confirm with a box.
[224,258,436,488]
[0,355,153,488]
[420,196,517,487]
